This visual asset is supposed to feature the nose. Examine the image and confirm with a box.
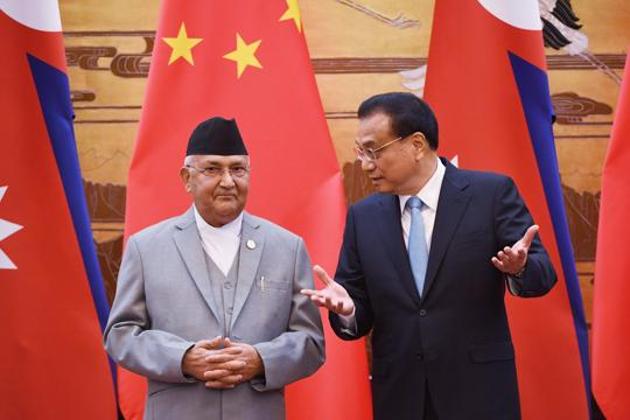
[219,170,235,187]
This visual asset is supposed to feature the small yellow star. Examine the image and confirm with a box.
[223,33,263,79]
[279,0,302,32]
[162,23,203,65]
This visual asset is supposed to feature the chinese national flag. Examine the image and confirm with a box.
[425,0,590,418]
[592,51,630,420]
[0,2,116,419]
[120,1,371,419]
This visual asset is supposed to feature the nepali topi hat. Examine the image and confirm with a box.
[186,116,248,156]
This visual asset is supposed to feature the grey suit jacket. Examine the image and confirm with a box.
[104,208,325,420]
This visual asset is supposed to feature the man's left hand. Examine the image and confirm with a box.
[203,341,264,389]
[491,225,538,276]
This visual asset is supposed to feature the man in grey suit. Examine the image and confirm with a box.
[104,117,325,420]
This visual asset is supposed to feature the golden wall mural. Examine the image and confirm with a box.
[59,0,630,330]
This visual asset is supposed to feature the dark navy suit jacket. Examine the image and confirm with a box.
[330,159,556,420]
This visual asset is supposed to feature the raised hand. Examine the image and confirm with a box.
[300,265,355,316]
[491,225,539,276]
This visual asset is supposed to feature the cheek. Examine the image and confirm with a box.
[192,181,217,198]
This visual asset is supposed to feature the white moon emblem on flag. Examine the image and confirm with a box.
[477,0,542,30]
[0,0,62,32]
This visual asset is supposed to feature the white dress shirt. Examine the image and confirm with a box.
[339,157,445,329]
[193,206,243,276]
[399,157,446,252]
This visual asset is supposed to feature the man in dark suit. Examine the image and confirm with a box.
[302,92,557,420]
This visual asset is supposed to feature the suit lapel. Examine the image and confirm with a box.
[173,208,221,322]
[422,162,472,301]
[230,213,265,331]
[376,194,422,306]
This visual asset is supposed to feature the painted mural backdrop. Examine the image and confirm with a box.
[60,0,630,334]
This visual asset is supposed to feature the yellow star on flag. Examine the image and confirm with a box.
[223,33,263,79]
[162,23,203,65]
[279,0,302,32]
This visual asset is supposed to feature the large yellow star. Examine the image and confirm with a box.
[162,23,203,65]
[279,0,302,32]
[223,33,263,79]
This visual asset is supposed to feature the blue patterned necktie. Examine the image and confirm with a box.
[406,196,428,297]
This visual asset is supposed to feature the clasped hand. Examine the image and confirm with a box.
[182,336,263,389]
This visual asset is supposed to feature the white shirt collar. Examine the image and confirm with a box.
[399,157,446,214]
[193,205,243,238]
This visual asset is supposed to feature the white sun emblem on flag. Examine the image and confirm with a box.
[0,186,24,270]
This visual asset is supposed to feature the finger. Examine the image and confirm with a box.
[205,348,243,362]
[210,374,242,385]
[335,300,343,314]
[491,256,506,271]
[308,295,326,306]
[313,265,332,286]
[520,225,539,248]
[300,289,319,297]
[503,246,519,260]
[213,360,247,371]
[205,353,240,364]
[196,336,221,349]
[325,296,337,311]
[203,369,232,380]
[204,380,237,389]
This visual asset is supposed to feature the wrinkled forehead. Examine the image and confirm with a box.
[189,154,250,166]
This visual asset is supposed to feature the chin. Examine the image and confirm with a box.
[372,182,394,194]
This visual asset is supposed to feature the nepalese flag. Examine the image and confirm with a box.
[425,0,590,419]
[119,0,372,419]
[0,1,116,418]
[592,51,630,420]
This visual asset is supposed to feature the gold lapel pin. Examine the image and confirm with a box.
[246,239,256,250]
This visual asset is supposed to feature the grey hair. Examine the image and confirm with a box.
[183,155,195,167]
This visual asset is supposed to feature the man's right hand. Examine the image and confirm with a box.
[181,337,244,386]
[300,265,355,316]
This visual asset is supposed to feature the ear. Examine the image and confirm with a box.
[411,132,428,159]
[180,167,192,192]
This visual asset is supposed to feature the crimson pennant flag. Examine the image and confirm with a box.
[0,1,117,418]
[592,51,630,420]
[424,0,590,418]
[120,0,371,419]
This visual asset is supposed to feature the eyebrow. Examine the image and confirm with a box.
[356,139,377,148]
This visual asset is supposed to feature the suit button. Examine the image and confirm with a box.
[224,282,232,289]
[419,309,427,317]
[416,352,424,361]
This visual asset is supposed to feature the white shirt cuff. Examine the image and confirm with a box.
[337,306,358,336]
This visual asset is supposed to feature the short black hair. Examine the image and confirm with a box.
[357,92,439,150]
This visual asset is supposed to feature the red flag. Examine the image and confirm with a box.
[424,0,590,418]
[0,2,116,419]
[592,51,630,420]
[120,1,371,419]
